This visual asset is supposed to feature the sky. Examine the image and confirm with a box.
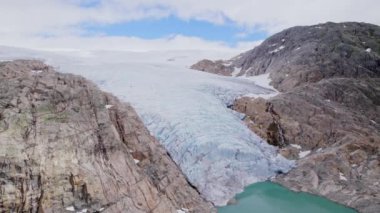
[0,0,379,52]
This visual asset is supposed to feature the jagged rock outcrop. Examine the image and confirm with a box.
[0,60,214,213]
[190,59,234,76]
[192,22,380,213]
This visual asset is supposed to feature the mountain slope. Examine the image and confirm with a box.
[0,60,214,212]
[233,78,380,212]
[192,22,380,213]
[191,22,380,91]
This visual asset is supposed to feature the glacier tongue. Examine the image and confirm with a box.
[0,47,294,206]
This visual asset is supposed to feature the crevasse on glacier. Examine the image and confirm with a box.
[137,84,293,206]
[0,48,294,206]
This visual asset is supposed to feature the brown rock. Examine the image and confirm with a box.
[190,59,234,76]
[232,78,380,212]
[279,147,299,160]
[0,60,214,213]
[233,97,287,148]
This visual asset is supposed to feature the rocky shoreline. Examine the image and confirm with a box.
[232,78,380,212]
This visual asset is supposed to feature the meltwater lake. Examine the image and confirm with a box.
[218,182,357,213]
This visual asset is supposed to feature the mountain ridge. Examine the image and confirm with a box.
[191,21,380,91]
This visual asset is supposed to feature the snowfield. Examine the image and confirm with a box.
[0,46,294,206]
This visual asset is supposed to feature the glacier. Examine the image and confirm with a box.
[0,46,294,206]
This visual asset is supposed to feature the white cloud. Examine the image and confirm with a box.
[0,0,379,51]
[150,0,380,33]
[0,33,249,52]
[235,40,263,51]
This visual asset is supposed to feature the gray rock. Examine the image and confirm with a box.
[192,22,380,92]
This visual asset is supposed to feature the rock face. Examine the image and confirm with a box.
[190,59,234,76]
[233,78,380,212]
[0,60,214,212]
[192,22,380,213]
[191,22,380,91]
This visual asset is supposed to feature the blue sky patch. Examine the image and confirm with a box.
[77,0,102,8]
[83,16,268,46]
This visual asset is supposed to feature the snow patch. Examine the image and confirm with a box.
[243,92,278,100]
[239,73,274,90]
[366,48,372,53]
[31,70,43,74]
[299,150,311,158]
[134,159,140,164]
[223,61,232,66]
[65,206,75,211]
[78,209,87,213]
[370,120,377,124]
[290,144,301,149]
[339,172,347,181]
[178,208,189,212]
[269,45,285,54]
[295,47,301,50]
[281,39,286,42]
[105,105,113,109]
[231,67,241,77]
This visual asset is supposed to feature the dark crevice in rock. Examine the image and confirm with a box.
[110,108,127,144]
[265,102,287,148]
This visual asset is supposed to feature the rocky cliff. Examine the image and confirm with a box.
[0,60,214,212]
[191,22,380,91]
[192,22,380,213]
[233,78,380,212]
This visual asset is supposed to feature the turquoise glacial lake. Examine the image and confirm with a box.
[218,182,357,213]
